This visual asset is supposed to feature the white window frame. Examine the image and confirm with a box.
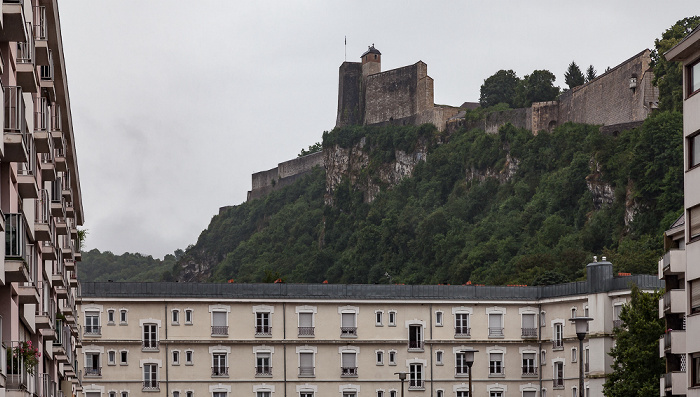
[185,350,194,365]
[375,310,384,326]
[172,309,180,325]
[388,310,397,326]
[185,309,193,325]
[435,311,444,327]
[435,350,444,365]
[376,350,384,365]
[296,346,316,377]
[388,350,397,366]
[107,309,115,325]
[107,350,116,365]
[172,350,180,365]
[571,347,577,363]
[487,307,505,338]
[253,305,274,337]
[120,309,128,325]
[339,306,359,337]
[120,350,128,365]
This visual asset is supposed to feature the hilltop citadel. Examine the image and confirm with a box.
[247,46,658,202]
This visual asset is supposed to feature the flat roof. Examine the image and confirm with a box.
[666,25,700,62]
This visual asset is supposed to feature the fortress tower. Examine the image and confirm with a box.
[361,45,381,76]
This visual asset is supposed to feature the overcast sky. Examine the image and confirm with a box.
[59,1,698,259]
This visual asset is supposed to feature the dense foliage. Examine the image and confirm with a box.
[565,61,585,89]
[479,69,520,108]
[585,65,597,83]
[479,69,560,109]
[603,285,664,397]
[78,249,179,282]
[168,110,681,285]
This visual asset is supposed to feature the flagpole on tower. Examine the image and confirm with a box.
[345,36,347,61]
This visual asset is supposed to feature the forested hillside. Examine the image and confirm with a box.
[169,111,682,285]
[78,249,179,282]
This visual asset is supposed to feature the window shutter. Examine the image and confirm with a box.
[691,206,700,239]
[522,314,535,328]
[523,353,535,361]
[489,313,502,328]
[342,352,356,367]
[299,352,313,368]
[692,280,700,312]
[213,312,226,326]
[341,313,355,327]
[299,313,312,327]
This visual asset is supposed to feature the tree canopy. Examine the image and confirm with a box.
[603,284,664,397]
[515,70,560,107]
[565,61,585,89]
[585,65,597,83]
[479,69,520,108]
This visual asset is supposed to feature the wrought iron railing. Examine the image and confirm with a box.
[408,341,424,350]
[552,339,564,349]
[211,326,228,336]
[341,366,357,376]
[298,326,314,336]
[142,340,159,350]
[408,380,424,390]
[455,327,471,337]
[521,327,537,337]
[211,366,228,376]
[142,380,159,391]
[255,325,272,336]
[522,366,538,376]
[489,327,504,337]
[255,366,272,376]
[298,366,314,376]
[340,327,357,337]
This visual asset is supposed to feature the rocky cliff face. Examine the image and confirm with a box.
[465,153,520,184]
[177,251,218,282]
[324,137,429,205]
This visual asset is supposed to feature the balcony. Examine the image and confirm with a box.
[408,380,425,390]
[83,326,101,337]
[54,147,66,172]
[489,327,504,337]
[211,326,228,336]
[142,380,159,391]
[35,190,54,241]
[663,371,687,395]
[489,365,505,377]
[522,366,538,377]
[660,249,685,276]
[1,0,28,42]
[17,164,39,199]
[142,340,159,351]
[3,86,29,163]
[340,327,357,337]
[521,327,537,338]
[408,340,424,351]
[298,326,314,337]
[16,281,40,305]
[255,366,272,376]
[5,341,34,390]
[211,367,228,377]
[660,330,686,357]
[5,213,30,283]
[40,153,57,182]
[33,6,49,64]
[552,339,564,350]
[455,327,471,338]
[553,378,564,389]
[341,366,358,377]
[36,298,56,330]
[16,41,38,93]
[84,366,101,377]
[663,289,686,314]
[298,366,315,377]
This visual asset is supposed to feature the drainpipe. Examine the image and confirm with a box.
[429,304,433,397]
[538,303,542,395]
[283,302,287,397]
[165,303,169,397]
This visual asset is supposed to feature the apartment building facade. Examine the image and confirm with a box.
[661,25,700,397]
[78,260,661,397]
[0,2,84,397]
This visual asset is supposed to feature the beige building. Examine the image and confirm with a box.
[78,260,661,397]
[660,24,700,397]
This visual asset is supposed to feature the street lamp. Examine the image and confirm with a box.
[459,348,478,397]
[569,316,592,397]
[394,372,406,397]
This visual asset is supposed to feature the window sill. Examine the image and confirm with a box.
[407,348,424,353]
[120,363,128,366]
[255,374,273,378]
[455,373,469,378]
[454,335,471,339]
[185,363,193,366]
[298,335,315,338]
[211,375,230,378]
[108,363,116,366]
[255,334,273,338]
[488,336,504,339]
[436,363,444,366]
[552,347,564,351]
[340,375,358,378]
[171,323,180,326]
[408,388,425,392]
[119,323,128,326]
[389,324,396,327]
[340,335,358,339]
[298,375,316,378]
[185,323,193,326]
[488,374,505,378]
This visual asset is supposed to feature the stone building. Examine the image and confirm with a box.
[77,259,661,397]
[0,2,85,397]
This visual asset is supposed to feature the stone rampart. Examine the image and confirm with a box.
[336,62,363,127]
[363,62,431,125]
[247,152,324,201]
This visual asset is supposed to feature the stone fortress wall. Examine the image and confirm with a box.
[247,47,658,201]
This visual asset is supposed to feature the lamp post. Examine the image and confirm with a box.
[569,316,592,397]
[459,348,478,397]
[394,372,406,397]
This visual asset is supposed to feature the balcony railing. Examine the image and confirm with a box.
[84,326,101,336]
[211,366,229,377]
[51,102,62,131]
[612,319,623,329]
[39,373,55,397]
[522,366,538,376]
[142,380,159,391]
[17,40,34,64]
[255,366,272,376]
[142,340,159,351]
[34,6,47,40]
[553,378,564,389]
[455,368,469,376]
[408,380,425,390]
[488,327,504,337]
[211,326,228,336]
[298,326,314,336]
[341,366,358,377]
[455,327,471,337]
[299,366,315,377]
[340,327,357,337]
[521,327,537,337]
[255,326,272,336]
[489,365,505,376]
[6,341,35,390]
[6,213,27,259]
[552,339,564,349]
[408,341,424,350]
[84,367,101,377]
[4,86,26,134]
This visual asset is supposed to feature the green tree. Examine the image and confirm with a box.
[564,61,585,89]
[479,69,521,108]
[299,142,322,157]
[585,65,597,83]
[515,70,560,107]
[603,284,664,397]
[651,16,700,113]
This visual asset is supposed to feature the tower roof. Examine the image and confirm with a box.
[361,44,381,57]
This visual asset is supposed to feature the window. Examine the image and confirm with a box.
[488,313,503,337]
[174,392,180,397]
[143,363,158,390]
[257,392,271,397]
[143,323,158,350]
[409,363,423,389]
[388,311,397,326]
[341,351,357,376]
[542,389,547,397]
[172,310,180,325]
[692,279,700,315]
[436,391,444,397]
[120,309,127,324]
[341,312,357,337]
[571,308,577,319]
[456,392,468,397]
[376,350,384,365]
[256,352,272,376]
[391,391,397,397]
[553,323,564,349]
[435,311,443,326]
[108,351,116,365]
[300,393,313,397]
[572,387,577,397]
[408,325,423,350]
[554,362,564,388]
[541,350,546,365]
[185,350,193,365]
[455,313,470,337]
[212,353,228,376]
[571,347,578,363]
[212,311,228,336]
[173,350,180,365]
[107,310,115,324]
[692,353,700,387]
[691,205,700,241]
[690,133,700,169]
[490,392,503,397]
[613,304,623,328]
[256,312,271,336]
[185,309,193,324]
[523,391,536,397]
[187,392,193,397]
[85,311,100,335]
[521,313,536,337]
[388,350,397,365]
[585,347,590,372]
[377,392,384,397]
[375,311,383,326]
[689,60,700,96]
[455,351,469,376]
[299,352,314,376]
[298,312,314,336]
[122,392,128,397]
[522,352,537,376]
[435,350,443,365]
[489,352,504,376]
[213,393,226,397]
[343,393,356,397]
[120,351,128,365]
[540,311,546,326]
[109,392,116,397]
[85,352,101,376]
